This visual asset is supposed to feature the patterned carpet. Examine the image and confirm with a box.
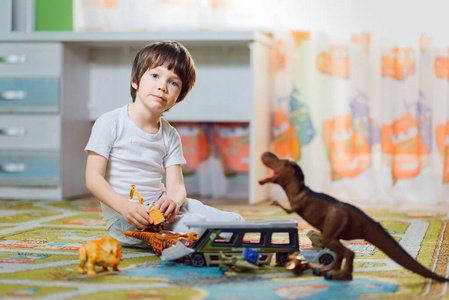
[0,198,448,299]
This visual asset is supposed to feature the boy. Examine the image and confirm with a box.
[85,41,244,247]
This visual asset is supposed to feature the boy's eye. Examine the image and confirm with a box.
[151,73,158,78]
[170,81,179,87]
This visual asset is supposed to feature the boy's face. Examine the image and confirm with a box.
[132,65,183,113]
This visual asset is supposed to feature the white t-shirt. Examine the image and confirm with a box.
[85,104,186,228]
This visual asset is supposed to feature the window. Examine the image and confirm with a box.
[271,232,291,245]
[243,232,262,244]
[212,231,234,244]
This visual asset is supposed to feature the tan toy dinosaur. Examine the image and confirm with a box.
[259,151,449,281]
[78,236,123,276]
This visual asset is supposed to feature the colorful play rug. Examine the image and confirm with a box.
[0,198,448,300]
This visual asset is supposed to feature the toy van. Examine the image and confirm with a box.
[185,220,299,267]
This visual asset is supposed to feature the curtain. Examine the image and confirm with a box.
[272,31,449,205]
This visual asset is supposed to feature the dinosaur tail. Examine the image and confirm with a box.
[364,221,449,282]
[124,230,153,245]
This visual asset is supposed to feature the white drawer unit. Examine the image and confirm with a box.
[0,43,62,78]
[0,78,59,113]
[0,43,61,113]
[0,115,60,150]
[0,41,91,199]
[0,151,59,187]
[0,31,272,204]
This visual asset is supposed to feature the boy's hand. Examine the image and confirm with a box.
[121,201,152,230]
[154,196,180,224]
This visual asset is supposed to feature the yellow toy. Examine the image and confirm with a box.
[130,184,166,226]
[147,203,166,225]
[78,236,122,276]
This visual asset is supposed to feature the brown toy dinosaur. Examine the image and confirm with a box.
[259,151,449,281]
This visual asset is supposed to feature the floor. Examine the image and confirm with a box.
[196,195,449,212]
[75,193,449,212]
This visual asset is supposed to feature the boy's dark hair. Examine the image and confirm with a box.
[130,41,196,103]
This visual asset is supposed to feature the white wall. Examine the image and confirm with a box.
[276,0,448,44]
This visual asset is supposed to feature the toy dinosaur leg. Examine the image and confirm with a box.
[271,201,295,214]
[86,258,97,276]
[77,247,87,274]
[323,239,354,280]
[319,210,354,280]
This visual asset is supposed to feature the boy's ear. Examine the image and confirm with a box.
[131,81,138,89]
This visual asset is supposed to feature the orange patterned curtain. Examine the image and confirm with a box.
[272,31,448,205]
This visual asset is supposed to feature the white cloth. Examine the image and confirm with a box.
[85,104,186,228]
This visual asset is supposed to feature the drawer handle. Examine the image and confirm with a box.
[0,90,27,101]
[0,163,27,173]
[0,54,26,64]
[0,127,27,137]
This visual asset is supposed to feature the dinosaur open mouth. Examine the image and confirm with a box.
[259,152,282,184]
[258,170,279,184]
